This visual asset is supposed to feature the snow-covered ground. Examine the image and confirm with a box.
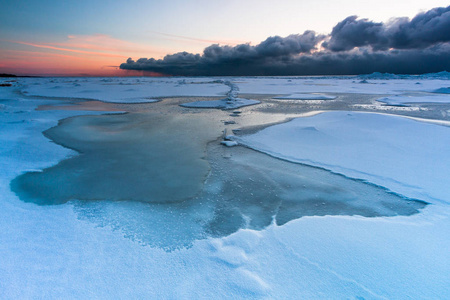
[19,73,450,100]
[21,77,229,103]
[1,74,449,298]
[233,74,450,95]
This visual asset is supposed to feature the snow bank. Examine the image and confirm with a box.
[358,71,450,80]
[236,111,450,204]
[420,71,450,80]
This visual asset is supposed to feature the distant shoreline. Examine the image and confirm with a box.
[0,73,39,78]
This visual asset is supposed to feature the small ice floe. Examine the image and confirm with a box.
[221,129,239,147]
[139,98,159,103]
[376,96,411,107]
[377,94,450,106]
[273,93,336,100]
[221,140,238,147]
[114,98,159,104]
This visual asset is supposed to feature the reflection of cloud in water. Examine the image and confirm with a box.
[11,112,426,250]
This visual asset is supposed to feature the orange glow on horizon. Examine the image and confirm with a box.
[0,35,170,77]
[1,48,138,77]
[0,32,249,76]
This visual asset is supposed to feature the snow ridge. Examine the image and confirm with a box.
[358,71,450,80]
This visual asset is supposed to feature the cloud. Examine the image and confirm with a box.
[121,6,450,76]
[324,6,450,51]
[121,31,325,75]
[8,40,127,58]
[285,44,450,75]
[322,16,387,51]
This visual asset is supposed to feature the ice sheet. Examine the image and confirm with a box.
[17,75,450,103]
[233,77,450,95]
[22,77,229,103]
[236,111,450,204]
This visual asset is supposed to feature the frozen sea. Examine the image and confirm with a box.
[1,74,450,298]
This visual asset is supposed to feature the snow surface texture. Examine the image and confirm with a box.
[2,76,450,298]
[181,80,260,109]
[377,94,450,106]
[273,93,336,100]
[236,111,450,204]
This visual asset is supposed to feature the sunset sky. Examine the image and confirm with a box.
[1,0,449,76]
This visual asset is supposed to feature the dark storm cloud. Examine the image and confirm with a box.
[120,6,450,76]
[288,44,450,75]
[121,31,325,75]
[324,6,450,51]
[323,16,387,51]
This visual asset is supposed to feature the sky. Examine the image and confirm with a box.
[0,0,449,76]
